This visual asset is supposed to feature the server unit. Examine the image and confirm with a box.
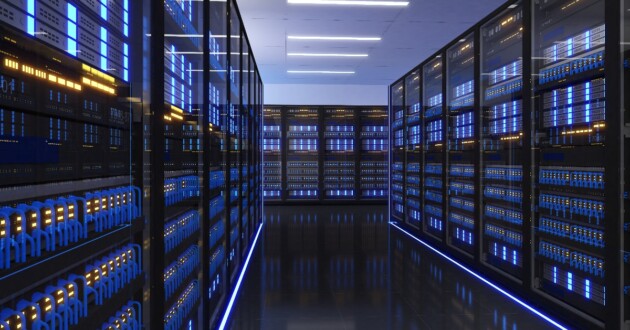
[389,0,628,328]
[405,71,422,229]
[0,0,142,329]
[358,108,388,199]
[264,106,389,204]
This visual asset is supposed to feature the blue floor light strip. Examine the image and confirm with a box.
[389,222,568,330]
[218,222,264,330]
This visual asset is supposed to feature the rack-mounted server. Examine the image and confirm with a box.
[389,0,628,328]
[0,0,143,327]
[264,106,388,204]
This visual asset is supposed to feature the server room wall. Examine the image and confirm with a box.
[389,0,629,329]
[263,105,388,204]
[0,0,263,329]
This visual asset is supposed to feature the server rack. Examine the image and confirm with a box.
[389,0,628,328]
[391,86,406,219]
[285,107,320,201]
[263,107,282,200]
[405,71,422,229]
[0,0,143,329]
[145,0,263,329]
[358,108,388,199]
[423,56,446,240]
[263,106,389,204]
[323,108,356,199]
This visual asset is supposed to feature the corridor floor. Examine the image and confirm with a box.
[228,205,560,330]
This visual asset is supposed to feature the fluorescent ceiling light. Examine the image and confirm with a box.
[288,70,355,74]
[288,0,409,6]
[288,53,368,57]
[288,36,381,41]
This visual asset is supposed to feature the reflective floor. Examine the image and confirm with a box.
[228,205,558,330]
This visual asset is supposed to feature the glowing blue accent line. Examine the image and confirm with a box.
[567,38,573,57]
[512,251,517,265]
[27,16,35,36]
[101,56,107,70]
[567,86,573,125]
[585,82,590,122]
[68,21,77,39]
[124,24,129,37]
[67,4,77,22]
[390,222,568,330]
[503,103,507,133]
[124,69,128,81]
[27,0,35,15]
[503,246,507,260]
[553,91,557,127]
[553,45,557,62]
[567,272,573,291]
[67,39,77,56]
[124,43,129,56]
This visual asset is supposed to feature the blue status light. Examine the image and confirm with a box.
[100,0,108,20]
[100,27,108,70]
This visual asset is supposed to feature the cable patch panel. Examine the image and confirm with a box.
[451,181,475,195]
[287,161,318,168]
[542,264,605,305]
[164,176,200,206]
[0,185,140,269]
[539,166,604,189]
[450,164,475,178]
[100,301,141,330]
[484,204,523,225]
[539,241,604,277]
[484,165,523,181]
[449,212,475,229]
[539,50,604,85]
[164,210,200,253]
[539,217,604,247]
[0,243,141,330]
[485,224,522,246]
[489,241,522,267]
[164,246,200,300]
[449,95,474,111]
[287,183,318,189]
[538,193,604,224]
[483,185,522,204]
[164,281,200,330]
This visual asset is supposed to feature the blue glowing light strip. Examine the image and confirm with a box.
[218,222,264,330]
[389,222,568,330]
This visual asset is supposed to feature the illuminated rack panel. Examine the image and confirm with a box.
[263,107,282,200]
[286,108,319,200]
[480,2,525,278]
[422,56,445,238]
[533,0,608,320]
[405,70,421,228]
[391,81,405,219]
[323,108,356,200]
[359,108,388,200]
[0,0,130,81]
[446,33,476,255]
[0,7,142,328]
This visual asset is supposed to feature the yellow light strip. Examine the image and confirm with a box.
[82,63,116,83]
[4,58,82,91]
[82,77,116,95]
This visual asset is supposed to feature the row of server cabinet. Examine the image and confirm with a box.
[389,0,629,328]
[263,106,389,203]
[0,0,264,329]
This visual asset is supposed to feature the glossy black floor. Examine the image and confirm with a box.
[228,205,558,330]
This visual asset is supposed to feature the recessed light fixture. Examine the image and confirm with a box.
[508,4,518,8]
[288,36,381,41]
[288,0,409,6]
[288,53,368,57]
[288,70,355,74]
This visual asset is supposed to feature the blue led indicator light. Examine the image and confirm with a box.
[567,272,573,291]
[27,16,35,36]
[553,266,557,283]
[567,38,573,56]
[585,280,590,299]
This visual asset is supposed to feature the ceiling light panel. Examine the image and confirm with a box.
[288,36,381,41]
[287,53,369,57]
[288,0,409,6]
